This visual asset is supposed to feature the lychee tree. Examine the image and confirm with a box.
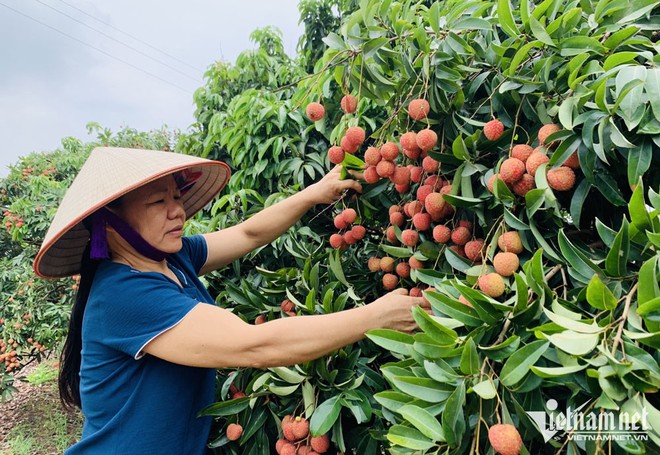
[191,0,660,454]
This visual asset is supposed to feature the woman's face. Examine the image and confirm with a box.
[113,174,186,254]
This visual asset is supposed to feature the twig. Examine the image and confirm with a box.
[610,282,638,358]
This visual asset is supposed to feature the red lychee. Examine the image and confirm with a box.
[395,183,409,193]
[410,287,422,297]
[364,166,380,183]
[478,273,506,298]
[255,314,267,325]
[410,166,423,183]
[563,151,580,169]
[416,184,433,203]
[282,415,296,441]
[511,173,536,197]
[328,146,345,164]
[458,294,473,308]
[400,132,420,152]
[408,98,430,120]
[281,299,295,313]
[340,95,358,113]
[389,205,402,215]
[498,231,523,254]
[547,166,576,191]
[493,252,520,277]
[424,192,446,218]
[499,158,525,184]
[464,239,485,262]
[367,256,381,272]
[305,102,325,121]
[351,225,366,240]
[488,424,523,455]
[396,262,411,278]
[329,233,344,249]
[403,147,421,160]
[401,229,419,247]
[422,155,440,173]
[385,226,398,244]
[380,256,395,272]
[291,416,310,440]
[390,211,405,227]
[275,438,289,454]
[342,208,357,224]
[525,151,549,176]
[376,160,395,177]
[483,119,504,141]
[416,129,438,152]
[226,423,243,441]
[334,214,348,230]
[364,146,382,166]
[340,135,359,154]
[449,245,466,257]
[390,166,411,185]
[383,273,399,290]
[451,226,471,246]
[433,225,451,243]
[412,212,432,231]
[380,142,399,161]
[458,219,473,230]
[310,434,330,453]
[345,126,366,147]
[538,123,561,147]
[406,200,423,217]
[425,175,443,188]
[511,144,534,163]
[409,257,425,269]
[342,231,357,245]
[280,442,297,455]
[487,173,504,193]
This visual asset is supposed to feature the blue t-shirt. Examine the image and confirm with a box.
[66,235,216,455]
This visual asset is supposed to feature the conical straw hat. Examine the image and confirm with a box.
[34,147,230,278]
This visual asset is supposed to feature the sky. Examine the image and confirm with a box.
[0,0,303,177]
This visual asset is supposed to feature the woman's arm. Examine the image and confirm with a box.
[143,289,426,369]
[198,166,362,275]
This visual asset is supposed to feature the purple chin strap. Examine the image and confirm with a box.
[89,207,169,262]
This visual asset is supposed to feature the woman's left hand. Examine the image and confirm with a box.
[306,165,363,205]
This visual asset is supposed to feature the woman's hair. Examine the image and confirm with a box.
[59,198,121,409]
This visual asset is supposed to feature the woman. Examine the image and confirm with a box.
[34,146,428,454]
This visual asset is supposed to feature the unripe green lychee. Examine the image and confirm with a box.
[488,424,523,455]
[498,231,523,254]
[525,151,549,176]
[547,166,576,191]
[483,119,504,141]
[478,273,506,298]
[416,129,438,152]
[511,144,534,163]
[305,102,325,121]
[493,252,520,276]
[408,98,430,120]
[340,95,358,113]
[499,158,525,184]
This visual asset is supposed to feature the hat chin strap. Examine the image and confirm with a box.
[90,207,169,262]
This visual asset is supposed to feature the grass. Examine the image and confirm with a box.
[1,359,83,455]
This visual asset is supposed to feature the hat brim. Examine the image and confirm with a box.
[34,148,230,278]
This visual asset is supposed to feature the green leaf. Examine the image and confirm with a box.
[310,395,342,435]
[559,36,607,56]
[498,0,520,37]
[499,341,549,386]
[374,391,414,413]
[531,364,587,378]
[529,15,554,46]
[328,250,350,287]
[412,306,458,344]
[387,425,435,451]
[460,337,480,375]
[570,179,591,228]
[198,396,250,417]
[558,229,603,278]
[546,330,600,356]
[542,308,605,333]
[471,379,497,399]
[389,376,453,403]
[322,33,347,50]
[637,257,660,305]
[508,40,543,76]
[479,336,521,361]
[627,141,652,189]
[366,329,414,356]
[270,367,306,384]
[398,405,445,441]
[603,51,639,71]
[363,37,390,59]
[586,275,619,311]
[605,218,630,278]
[629,179,653,233]
[441,381,466,447]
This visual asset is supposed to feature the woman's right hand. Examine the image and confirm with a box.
[366,288,431,333]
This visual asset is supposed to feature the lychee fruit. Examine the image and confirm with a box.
[383,273,399,290]
[310,434,330,453]
[334,215,348,230]
[364,166,380,183]
[376,160,395,177]
[409,257,425,269]
[538,123,561,147]
[403,147,421,160]
[416,129,438,152]
[291,416,310,440]
[547,166,576,191]
[493,252,520,277]
[410,166,423,183]
[563,151,580,169]
[396,262,411,278]
[367,256,381,272]
[464,239,485,262]
[400,132,420,152]
[345,126,366,147]
[425,175,443,188]
[478,273,506,298]
[511,144,534,163]
[282,415,296,441]
[416,184,433,203]
[296,446,317,455]
[525,151,549,176]
[499,158,525,184]
[395,183,409,193]
[458,219,473,231]
[340,135,359,154]
[458,295,473,308]
[483,119,504,141]
[511,174,536,197]
[255,314,267,325]
[328,146,345,165]
[342,231,357,245]
[364,146,382,166]
[390,211,405,226]
[412,212,431,231]
[389,205,402,215]
[380,256,395,272]
[281,299,295,313]
[487,173,504,193]
[275,438,289,454]
[342,208,357,224]
[498,231,523,254]
[226,423,243,441]
[406,200,423,217]
[380,142,399,161]
[451,226,471,246]
[385,226,398,244]
[424,192,446,218]
[390,166,411,185]
[410,287,423,297]
[279,442,297,455]
[351,225,366,240]
[433,225,451,243]
[340,95,358,113]
[408,98,430,120]
[329,233,344,249]
[401,229,419,247]
[449,244,466,257]
[305,102,325,121]
[488,424,523,455]
[422,155,440,173]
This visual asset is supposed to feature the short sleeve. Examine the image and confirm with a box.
[97,271,201,359]
[178,235,208,275]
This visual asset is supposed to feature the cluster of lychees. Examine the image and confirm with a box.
[329,208,366,249]
[274,415,331,455]
[485,121,579,196]
[3,210,24,231]
[474,231,524,298]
